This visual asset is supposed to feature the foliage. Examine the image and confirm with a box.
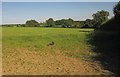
[39,22,46,27]
[79,21,85,28]
[55,18,74,28]
[62,18,74,28]
[87,2,120,75]
[99,17,120,31]
[113,1,120,20]
[82,19,95,28]
[55,20,64,25]
[92,10,109,28]
[73,21,80,28]
[46,18,56,27]
[2,24,26,27]
[99,1,120,31]
[26,20,39,27]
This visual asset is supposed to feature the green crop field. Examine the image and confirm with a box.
[3,27,114,75]
[2,27,95,59]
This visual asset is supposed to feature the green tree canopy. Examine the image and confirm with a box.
[55,18,74,28]
[26,19,39,27]
[62,18,74,28]
[84,19,94,28]
[46,18,56,27]
[79,21,85,28]
[73,21,80,28]
[92,10,109,28]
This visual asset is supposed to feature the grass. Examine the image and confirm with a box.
[0,27,1,55]
[2,27,95,60]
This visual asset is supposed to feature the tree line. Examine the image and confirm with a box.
[2,10,109,29]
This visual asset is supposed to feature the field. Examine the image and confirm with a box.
[2,27,112,75]
[0,27,2,76]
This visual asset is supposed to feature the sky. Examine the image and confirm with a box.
[1,0,119,2]
[0,2,2,25]
[2,2,116,24]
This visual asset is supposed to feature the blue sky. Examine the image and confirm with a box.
[0,2,2,25]
[1,0,119,2]
[2,2,116,24]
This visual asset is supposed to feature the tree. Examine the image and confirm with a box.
[83,19,94,28]
[46,18,56,27]
[73,21,80,28]
[92,10,109,28]
[67,18,74,27]
[55,20,64,27]
[62,18,74,28]
[55,18,74,28]
[55,20,63,25]
[113,1,120,20]
[79,21,85,28]
[26,19,39,27]
[39,22,46,27]
[100,1,120,31]
[87,2,120,75]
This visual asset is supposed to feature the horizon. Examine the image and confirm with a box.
[2,2,115,24]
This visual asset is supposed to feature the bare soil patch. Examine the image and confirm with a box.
[2,48,112,75]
